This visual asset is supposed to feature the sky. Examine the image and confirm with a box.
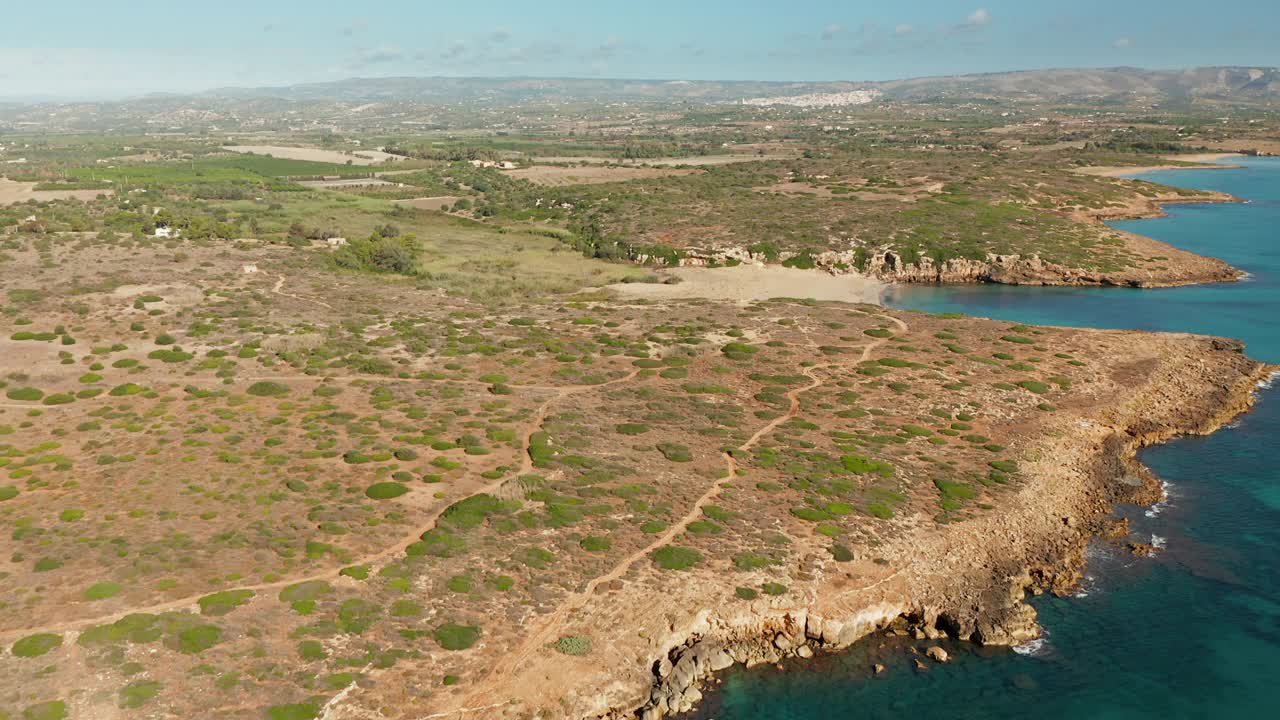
[1,0,1276,99]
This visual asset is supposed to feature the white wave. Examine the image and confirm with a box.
[1013,634,1051,657]
[1145,479,1174,518]
[1151,534,1167,550]
[1073,574,1096,598]
[1259,370,1280,391]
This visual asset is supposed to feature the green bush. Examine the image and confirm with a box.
[11,633,62,658]
[298,640,327,660]
[656,443,693,462]
[553,635,592,656]
[109,383,145,396]
[580,536,611,552]
[247,381,290,397]
[20,701,66,720]
[1016,380,1051,394]
[267,703,320,720]
[83,581,123,601]
[118,680,162,709]
[434,623,481,650]
[651,546,702,571]
[6,387,43,401]
[366,482,409,500]
[615,423,650,435]
[732,553,776,570]
[176,625,222,654]
[735,587,759,600]
[197,589,254,616]
[761,582,788,596]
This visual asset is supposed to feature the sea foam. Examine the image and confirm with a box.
[1146,479,1174,518]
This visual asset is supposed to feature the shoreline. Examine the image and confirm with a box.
[616,349,1275,720]
[1073,152,1243,178]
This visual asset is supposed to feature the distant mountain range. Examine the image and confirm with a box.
[193,66,1280,104]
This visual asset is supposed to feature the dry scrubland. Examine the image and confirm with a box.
[0,226,1264,720]
[0,89,1275,719]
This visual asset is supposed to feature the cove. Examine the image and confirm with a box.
[682,157,1280,719]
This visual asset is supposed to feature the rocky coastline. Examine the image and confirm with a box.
[662,189,1242,289]
[602,343,1273,720]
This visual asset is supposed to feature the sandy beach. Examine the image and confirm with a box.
[606,265,887,304]
[1075,152,1242,177]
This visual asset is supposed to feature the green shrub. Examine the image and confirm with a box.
[761,582,788,596]
[434,623,481,650]
[298,640,327,661]
[247,381,290,397]
[176,625,222,654]
[1016,380,1051,394]
[12,633,62,658]
[580,536,611,552]
[840,453,894,477]
[732,553,776,570]
[197,589,254,616]
[83,581,123,601]
[651,546,702,571]
[6,387,43,401]
[735,587,759,600]
[20,701,66,720]
[41,393,74,406]
[118,680,162,709]
[989,459,1020,474]
[0,486,18,501]
[267,703,320,720]
[615,423,650,436]
[553,635,592,656]
[366,482,409,500]
[656,443,693,462]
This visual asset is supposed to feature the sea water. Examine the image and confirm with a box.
[683,157,1280,719]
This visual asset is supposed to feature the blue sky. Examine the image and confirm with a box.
[1,0,1276,98]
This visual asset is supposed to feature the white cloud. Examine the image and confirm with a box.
[894,24,915,36]
[1113,36,1134,48]
[966,8,991,27]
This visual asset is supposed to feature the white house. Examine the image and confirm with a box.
[242,263,259,274]
[153,226,178,239]
[326,237,349,248]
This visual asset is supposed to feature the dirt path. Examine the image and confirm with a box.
[272,273,336,310]
[0,368,644,644]
[451,313,908,712]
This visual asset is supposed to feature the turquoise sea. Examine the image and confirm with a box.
[684,157,1280,719]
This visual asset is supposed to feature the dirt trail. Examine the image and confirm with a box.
[272,273,336,310]
[0,368,643,644]
[451,314,908,713]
